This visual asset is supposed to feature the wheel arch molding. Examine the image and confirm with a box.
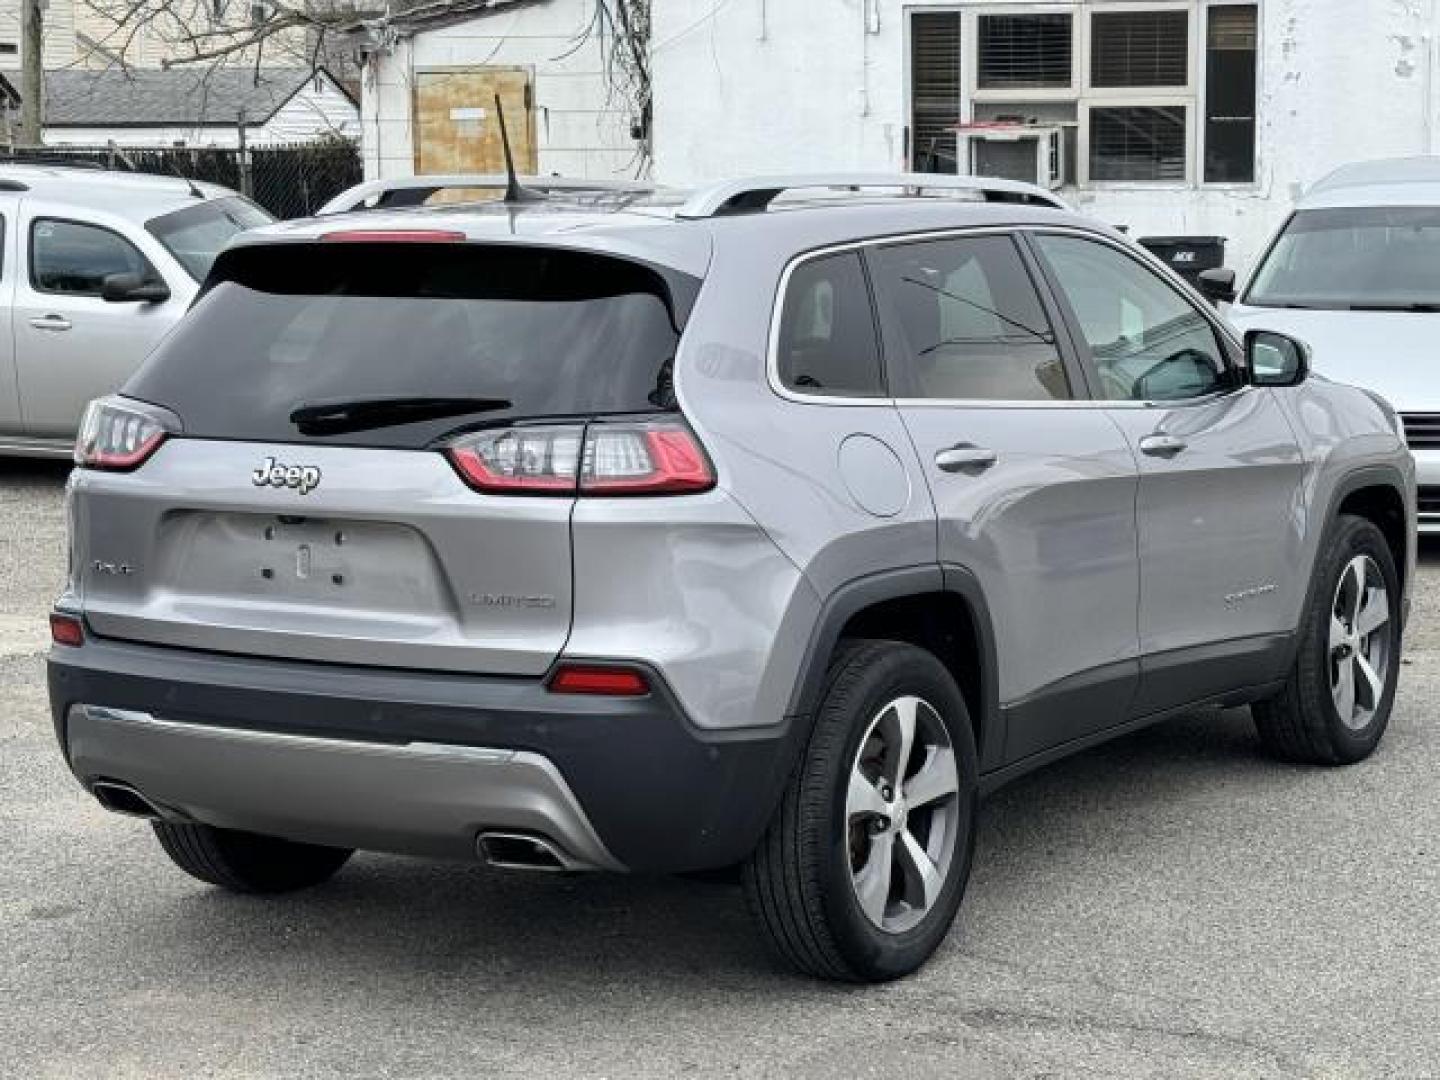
[783,565,1004,773]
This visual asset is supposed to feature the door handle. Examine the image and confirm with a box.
[29,314,72,331]
[1139,433,1188,456]
[935,443,998,472]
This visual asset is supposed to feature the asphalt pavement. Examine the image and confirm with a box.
[2,458,1436,1079]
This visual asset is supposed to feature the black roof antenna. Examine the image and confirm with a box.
[494,94,542,204]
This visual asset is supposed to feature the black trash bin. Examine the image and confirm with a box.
[1137,235,1227,289]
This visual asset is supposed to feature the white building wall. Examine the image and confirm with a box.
[653,0,1440,274]
[360,0,642,180]
[257,76,361,145]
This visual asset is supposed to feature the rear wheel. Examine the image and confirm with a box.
[1254,514,1401,765]
[743,640,978,982]
[152,822,353,893]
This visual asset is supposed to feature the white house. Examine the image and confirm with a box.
[351,0,1440,272]
[41,67,360,148]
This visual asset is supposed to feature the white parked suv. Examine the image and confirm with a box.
[0,164,271,457]
[1201,157,1440,530]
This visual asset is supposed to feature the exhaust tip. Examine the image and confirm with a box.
[91,781,161,819]
[477,831,572,872]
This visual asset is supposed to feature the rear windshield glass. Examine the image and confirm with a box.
[1245,206,1440,310]
[125,243,693,449]
[145,197,274,282]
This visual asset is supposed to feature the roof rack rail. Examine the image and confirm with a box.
[318,174,659,215]
[674,172,1070,219]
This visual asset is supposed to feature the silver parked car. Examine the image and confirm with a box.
[48,174,1414,982]
[1203,157,1440,530]
[0,164,271,456]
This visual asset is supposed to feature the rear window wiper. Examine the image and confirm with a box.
[289,396,512,436]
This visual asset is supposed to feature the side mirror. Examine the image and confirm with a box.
[1197,266,1237,305]
[101,272,170,304]
[1246,329,1310,388]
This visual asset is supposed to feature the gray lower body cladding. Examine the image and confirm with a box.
[48,637,802,874]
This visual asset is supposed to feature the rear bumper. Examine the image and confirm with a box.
[49,637,802,873]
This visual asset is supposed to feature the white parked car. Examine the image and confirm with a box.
[1201,157,1440,530]
[0,164,271,457]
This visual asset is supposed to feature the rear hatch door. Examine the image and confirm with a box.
[78,238,692,675]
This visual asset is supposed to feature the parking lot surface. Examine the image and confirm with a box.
[2,459,1437,1079]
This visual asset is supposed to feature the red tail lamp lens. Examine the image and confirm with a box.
[548,664,650,696]
[49,612,84,647]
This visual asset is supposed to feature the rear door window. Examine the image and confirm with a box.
[31,218,159,296]
[776,251,885,396]
[869,234,1072,400]
[125,242,693,448]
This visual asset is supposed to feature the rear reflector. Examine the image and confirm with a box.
[320,229,467,244]
[548,664,650,696]
[49,612,84,647]
[446,420,715,497]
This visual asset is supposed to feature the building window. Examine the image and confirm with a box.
[978,14,1073,89]
[1091,11,1189,88]
[0,43,17,56]
[911,11,962,173]
[1204,4,1257,182]
[1090,105,1188,182]
[909,2,1257,188]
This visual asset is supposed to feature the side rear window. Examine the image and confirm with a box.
[124,242,695,449]
[870,234,1070,401]
[776,251,885,397]
[31,218,159,296]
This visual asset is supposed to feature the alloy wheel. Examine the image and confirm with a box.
[1329,554,1392,731]
[845,695,962,934]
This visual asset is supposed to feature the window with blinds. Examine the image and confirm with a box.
[1089,106,1188,182]
[1090,11,1189,88]
[911,12,962,173]
[978,14,1073,89]
[1205,5,1257,182]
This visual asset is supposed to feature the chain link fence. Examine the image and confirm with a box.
[0,141,362,219]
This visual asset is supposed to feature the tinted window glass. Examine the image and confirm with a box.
[776,252,884,396]
[126,243,692,449]
[32,219,158,296]
[1246,206,1440,310]
[1034,233,1227,401]
[871,235,1069,401]
[146,197,274,282]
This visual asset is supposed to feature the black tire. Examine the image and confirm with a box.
[1253,514,1402,765]
[742,639,979,982]
[152,821,353,894]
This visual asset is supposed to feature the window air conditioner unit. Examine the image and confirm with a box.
[955,124,1066,190]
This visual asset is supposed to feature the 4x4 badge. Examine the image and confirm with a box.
[252,457,322,495]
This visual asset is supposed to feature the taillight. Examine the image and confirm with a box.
[447,420,715,497]
[74,396,178,471]
[448,425,584,494]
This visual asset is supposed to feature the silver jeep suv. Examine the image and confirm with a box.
[48,174,1415,982]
